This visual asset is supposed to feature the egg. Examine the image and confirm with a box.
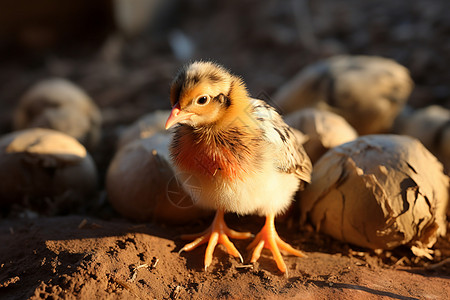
[14,78,102,149]
[0,128,98,214]
[285,108,358,163]
[117,110,171,149]
[394,105,450,174]
[274,55,413,135]
[107,133,209,224]
[300,135,449,258]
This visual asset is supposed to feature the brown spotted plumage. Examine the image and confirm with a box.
[165,61,312,273]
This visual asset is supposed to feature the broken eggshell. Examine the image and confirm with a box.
[274,55,413,135]
[300,135,449,258]
[0,128,98,214]
[13,78,102,149]
[285,108,358,163]
[107,133,209,224]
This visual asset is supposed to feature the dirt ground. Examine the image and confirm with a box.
[0,0,450,299]
[1,216,449,299]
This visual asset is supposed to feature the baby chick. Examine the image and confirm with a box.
[165,61,312,273]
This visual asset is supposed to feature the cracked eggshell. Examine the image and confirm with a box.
[0,128,98,213]
[117,110,170,149]
[285,108,358,163]
[14,78,102,149]
[274,55,413,135]
[107,133,209,224]
[300,135,449,257]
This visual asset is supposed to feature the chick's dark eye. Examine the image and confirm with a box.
[196,96,209,105]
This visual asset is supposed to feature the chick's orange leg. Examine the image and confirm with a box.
[179,210,252,270]
[247,214,306,273]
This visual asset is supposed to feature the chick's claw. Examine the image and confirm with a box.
[276,237,307,257]
[178,210,252,270]
[248,214,305,274]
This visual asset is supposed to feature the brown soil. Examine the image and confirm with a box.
[1,0,450,299]
[1,216,449,300]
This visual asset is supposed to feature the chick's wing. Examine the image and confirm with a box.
[250,99,312,184]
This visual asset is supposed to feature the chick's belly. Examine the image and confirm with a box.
[181,167,300,216]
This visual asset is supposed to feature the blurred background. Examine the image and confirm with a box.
[0,0,449,176]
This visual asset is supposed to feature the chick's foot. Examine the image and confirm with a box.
[179,209,252,271]
[247,214,306,274]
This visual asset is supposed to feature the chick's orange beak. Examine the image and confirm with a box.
[165,103,194,129]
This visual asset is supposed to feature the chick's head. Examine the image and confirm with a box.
[166,61,248,129]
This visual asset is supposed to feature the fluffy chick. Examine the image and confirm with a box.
[165,61,312,273]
